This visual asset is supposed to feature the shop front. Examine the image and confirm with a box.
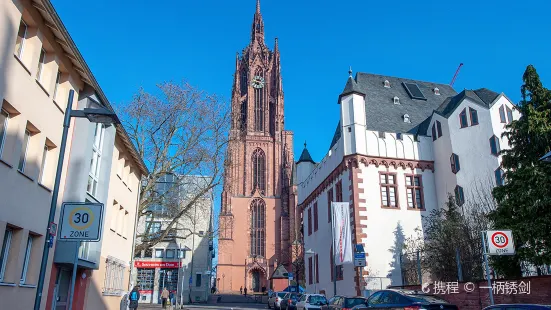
[135,261,181,304]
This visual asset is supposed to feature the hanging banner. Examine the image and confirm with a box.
[332,202,353,264]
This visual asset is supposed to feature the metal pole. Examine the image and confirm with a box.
[417,251,422,286]
[67,241,80,310]
[314,252,317,294]
[456,248,464,282]
[330,202,337,296]
[189,203,197,302]
[33,90,74,310]
[482,232,494,305]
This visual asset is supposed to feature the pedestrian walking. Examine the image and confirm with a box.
[161,287,169,309]
[244,287,247,297]
[128,286,140,310]
[240,286,243,295]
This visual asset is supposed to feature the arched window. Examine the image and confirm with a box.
[250,198,266,257]
[252,148,266,194]
[240,100,247,131]
[254,69,264,132]
[240,66,248,94]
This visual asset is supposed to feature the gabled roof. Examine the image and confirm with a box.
[297,147,315,165]
[270,264,289,279]
[329,73,456,149]
[435,88,500,118]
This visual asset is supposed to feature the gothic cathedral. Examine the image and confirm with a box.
[217,0,298,293]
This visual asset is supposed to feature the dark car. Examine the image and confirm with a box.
[281,292,302,310]
[353,289,458,310]
[483,304,551,310]
[323,296,368,310]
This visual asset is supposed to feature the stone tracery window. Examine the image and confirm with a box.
[252,148,266,194]
[250,198,266,257]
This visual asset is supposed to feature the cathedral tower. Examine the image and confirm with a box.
[217,0,296,293]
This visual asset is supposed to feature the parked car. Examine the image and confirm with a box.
[269,291,289,309]
[296,294,328,310]
[280,292,302,310]
[352,289,458,310]
[323,296,368,310]
[483,305,551,310]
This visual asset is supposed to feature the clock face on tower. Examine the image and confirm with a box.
[251,76,265,89]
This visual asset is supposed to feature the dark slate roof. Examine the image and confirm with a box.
[340,76,366,98]
[297,147,315,165]
[329,73,456,148]
[271,264,289,279]
[435,88,500,118]
[328,121,342,150]
[473,88,500,105]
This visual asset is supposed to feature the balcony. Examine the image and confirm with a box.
[53,240,100,270]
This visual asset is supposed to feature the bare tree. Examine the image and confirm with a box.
[119,81,231,253]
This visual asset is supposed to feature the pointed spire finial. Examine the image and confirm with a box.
[349,66,353,77]
[256,0,261,14]
[304,141,307,148]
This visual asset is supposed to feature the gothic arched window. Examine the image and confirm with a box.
[240,66,248,94]
[254,68,264,132]
[250,198,266,257]
[252,148,266,194]
[240,100,247,131]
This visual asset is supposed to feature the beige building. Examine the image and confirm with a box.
[1,0,148,309]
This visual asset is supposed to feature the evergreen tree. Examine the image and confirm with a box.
[490,65,551,277]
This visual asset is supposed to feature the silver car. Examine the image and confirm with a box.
[296,294,328,310]
[269,291,288,309]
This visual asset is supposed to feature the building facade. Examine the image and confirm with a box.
[217,0,297,293]
[1,1,147,309]
[133,174,214,304]
[297,72,519,297]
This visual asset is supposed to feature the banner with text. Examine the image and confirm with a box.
[332,202,353,264]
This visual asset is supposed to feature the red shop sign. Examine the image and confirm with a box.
[134,261,180,268]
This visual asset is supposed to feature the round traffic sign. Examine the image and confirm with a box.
[69,207,95,230]
[491,232,509,249]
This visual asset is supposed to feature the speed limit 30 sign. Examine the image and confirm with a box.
[59,202,104,242]
[486,230,515,255]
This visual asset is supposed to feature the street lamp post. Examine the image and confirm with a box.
[305,249,316,294]
[33,90,119,310]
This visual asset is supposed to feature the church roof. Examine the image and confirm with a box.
[329,72,457,149]
[270,264,289,279]
[297,146,315,165]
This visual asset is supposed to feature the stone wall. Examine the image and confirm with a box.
[395,275,551,310]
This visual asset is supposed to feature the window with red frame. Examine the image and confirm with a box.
[459,109,468,128]
[499,105,506,123]
[315,254,319,283]
[450,153,460,174]
[336,180,342,202]
[380,173,398,208]
[406,175,424,209]
[313,202,318,232]
[307,208,312,236]
[327,188,333,222]
[469,108,479,126]
[308,256,313,284]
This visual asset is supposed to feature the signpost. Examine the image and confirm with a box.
[482,230,516,306]
[58,202,104,310]
[354,244,366,267]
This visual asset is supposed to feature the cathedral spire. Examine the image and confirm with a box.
[251,0,265,43]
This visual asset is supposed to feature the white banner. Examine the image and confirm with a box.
[332,202,353,264]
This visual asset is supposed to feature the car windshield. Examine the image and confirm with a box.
[308,295,327,305]
[404,293,449,304]
[290,293,300,300]
[345,298,367,308]
[277,292,287,298]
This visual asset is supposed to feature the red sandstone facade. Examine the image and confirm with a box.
[217,0,297,293]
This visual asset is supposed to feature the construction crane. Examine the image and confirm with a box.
[450,63,463,87]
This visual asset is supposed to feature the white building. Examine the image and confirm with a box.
[296,72,519,297]
[133,174,214,305]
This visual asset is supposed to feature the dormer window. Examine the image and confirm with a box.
[433,87,440,95]
[393,96,400,104]
[403,114,411,123]
[384,80,390,88]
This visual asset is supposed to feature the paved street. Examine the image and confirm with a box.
[139,303,267,310]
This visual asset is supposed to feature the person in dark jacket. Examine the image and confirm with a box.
[129,286,140,310]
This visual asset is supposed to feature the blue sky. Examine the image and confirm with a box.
[51,0,551,162]
[52,0,550,251]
